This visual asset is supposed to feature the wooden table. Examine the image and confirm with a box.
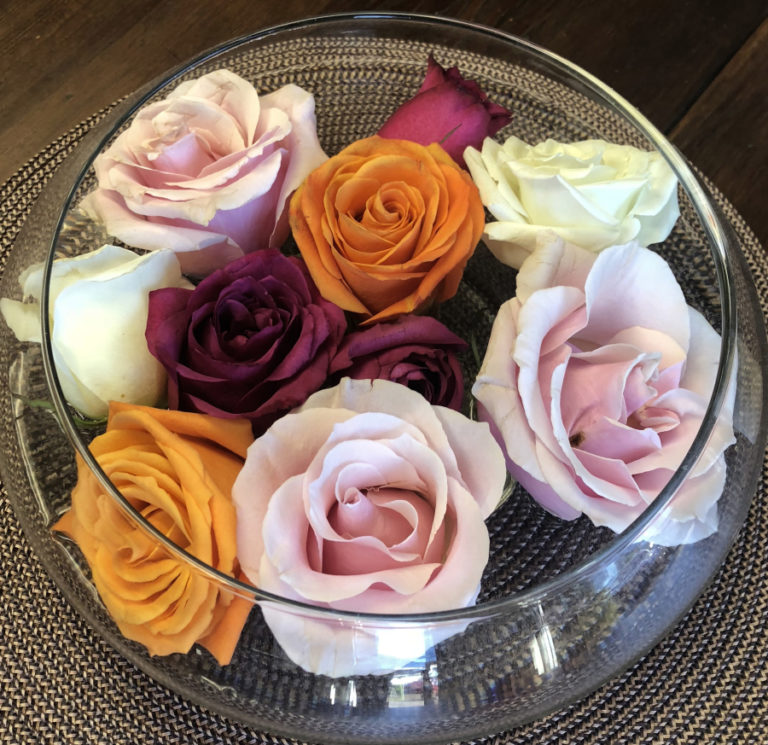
[1,0,766,249]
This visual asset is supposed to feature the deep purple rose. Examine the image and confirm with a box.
[328,314,467,409]
[146,249,347,433]
[378,55,512,167]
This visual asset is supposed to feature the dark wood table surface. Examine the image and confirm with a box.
[1,0,766,250]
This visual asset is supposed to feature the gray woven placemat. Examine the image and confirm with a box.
[1,107,767,745]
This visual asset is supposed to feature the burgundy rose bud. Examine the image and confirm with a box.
[328,314,467,409]
[378,54,512,167]
[146,249,347,434]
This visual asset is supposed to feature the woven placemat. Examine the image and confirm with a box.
[1,104,767,745]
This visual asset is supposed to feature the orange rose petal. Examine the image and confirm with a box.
[118,475,189,534]
[363,297,421,324]
[334,175,385,216]
[53,508,76,540]
[107,556,181,587]
[339,218,424,267]
[94,550,185,613]
[151,575,217,636]
[338,257,433,286]
[336,185,426,262]
[198,576,254,667]
[108,402,253,459]
[115,584,218,657]
[366,184,417,227]
[291,196,370,313]
[337,213,394,257]
[335,256,423,315]
[377,228,422,265]
[352,153,430,186]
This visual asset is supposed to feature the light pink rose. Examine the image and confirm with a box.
[81,69,327,276]
[472,236,735,546]
[232,377,506,676]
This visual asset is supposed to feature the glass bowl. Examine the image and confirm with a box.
[1,12,766,745]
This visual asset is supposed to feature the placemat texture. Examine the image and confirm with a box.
[1,109,767,745]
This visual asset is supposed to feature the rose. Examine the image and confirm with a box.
[232,377,506,676]
[464,136,680,269]
[80,69,327,276]
[54,402,255,664]
[472,235,735,545]
[378,54,512,167]
[145,249,347,434]
[289,135,485,324]
[328,314,467,409]
[0,244,191,418]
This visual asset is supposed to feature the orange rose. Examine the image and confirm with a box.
[289,135,485,324]
[54,402,254,665]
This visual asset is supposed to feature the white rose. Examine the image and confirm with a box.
[0,244,191,418]
[464,136,680,269]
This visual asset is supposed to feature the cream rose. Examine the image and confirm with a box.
[232,378,506,676]
[0,244,191,418]
[472,235,735,545]
[81,69,327,276]
[464,136,680,268]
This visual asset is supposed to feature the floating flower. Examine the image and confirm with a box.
[0,245,191,419]
[289,135,485,324]
[232,378,506,676]
[81,69,327,276]
[378,54,512,167]
[54,403,255,664]
[472,235,734,545]
[464,136,680,268]
[328,314,467,409]
[145,249,347,434]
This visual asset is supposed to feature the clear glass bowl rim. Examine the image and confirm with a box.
[40,11,738,624]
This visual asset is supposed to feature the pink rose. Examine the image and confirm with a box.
[232,378,506,676]
[81,69,327,276]
[472,236,735,545]
[378,55,512,167]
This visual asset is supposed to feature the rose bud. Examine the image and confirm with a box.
[464,136,680,269]
[0,245,191,419]
[54,402,254,665]
[232,378,506,676]
[378,54,512,167]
